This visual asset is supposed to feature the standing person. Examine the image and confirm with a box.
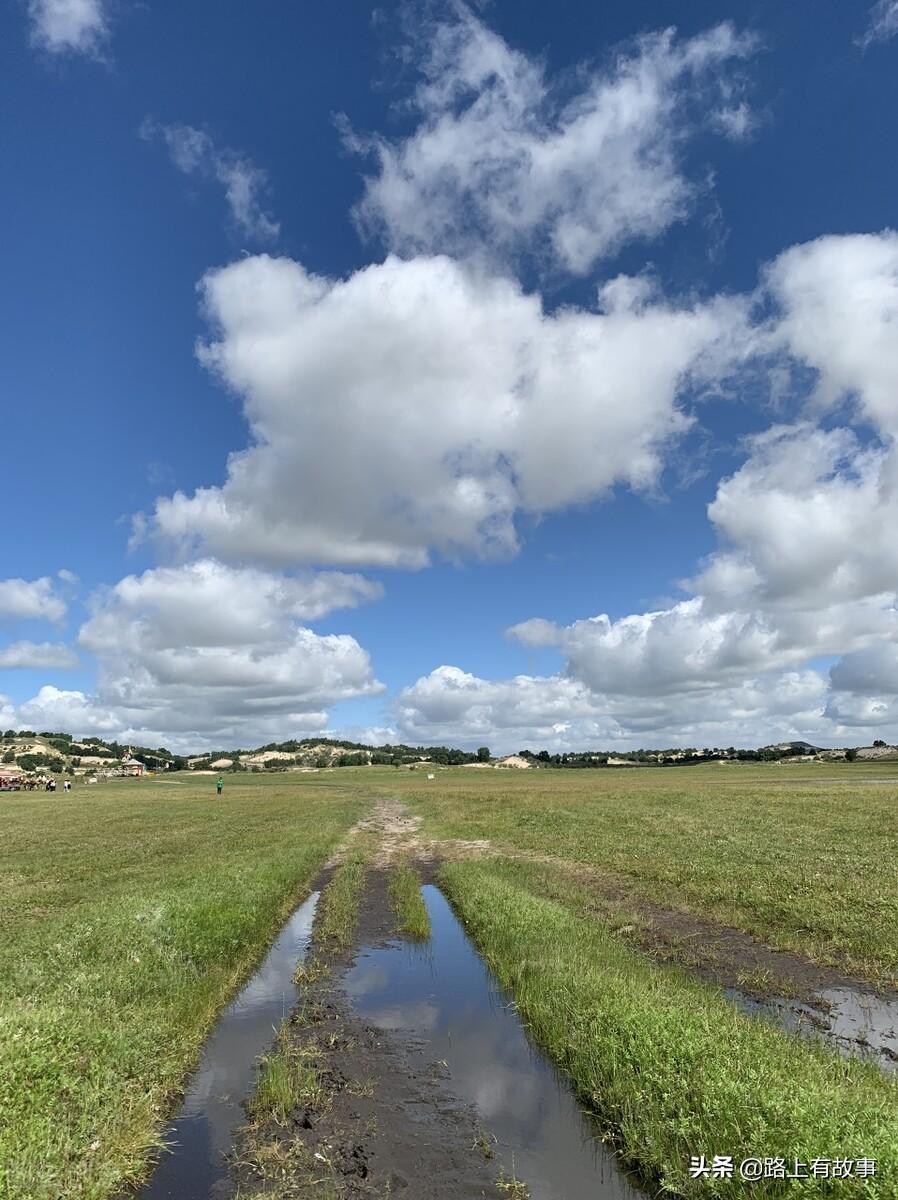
[216,776,223,797]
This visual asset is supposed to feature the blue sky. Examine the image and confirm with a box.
[2,0,898,752]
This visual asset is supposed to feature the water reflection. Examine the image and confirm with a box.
[726,984,898,1075]
[139,891,319,1199]
[343,885,640,1200]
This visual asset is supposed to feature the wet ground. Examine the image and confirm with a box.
[726,985,898,1074]
[231,870,640,1199]
[344,883,638,1199]
[134,797,897,1199]
[137,893,319,1200]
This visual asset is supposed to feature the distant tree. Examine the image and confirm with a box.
[476,746,491,762]
[873,740,887,748]
[2,750,14,764]
[391,756,403,768]
[845,747,858,762]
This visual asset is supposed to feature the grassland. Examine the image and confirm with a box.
[5,762,898,1199]
[441,859,898,1197]
[389,761,898,984]
[388,861,431,940]
[0,773,364,1200]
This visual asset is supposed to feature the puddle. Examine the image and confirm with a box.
[726,985,898,1074]
[138,891,319,1200]
[343,885,640,1199]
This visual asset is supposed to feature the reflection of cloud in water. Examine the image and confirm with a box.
[727,983,898,1076]
[343,887,638,1200]
[361,999,441,1033]
[343,961,392,998]
[820,987,898,1057]
[139,892,318,1200]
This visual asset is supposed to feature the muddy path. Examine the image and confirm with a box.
[228,799,639,1199]
[136,794,897,1199]
[230,869,510,1199]
[353,796,898,1070]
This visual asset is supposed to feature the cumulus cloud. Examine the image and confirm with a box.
[48,560,384,747]
[0,562,382,749]
[0,641,79,669]
[765,232,898,436]
[858,1,898,47]
[28,0,107,55]
[146,253,746,567]
[15,686,126,738]
[142,120,280,243]
[348,7,757,273]
[502,420,898,743]
[395,664,831,751]
[824,646,898,730]
[0,576,67,622]
[486,227,898,748]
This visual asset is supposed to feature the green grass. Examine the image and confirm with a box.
[314,846,368,950]
[386,762,898,983]
[0,773,365,1200]
[249,1031,326,1124]
[388,862,431,940]
[441,858,898,1198]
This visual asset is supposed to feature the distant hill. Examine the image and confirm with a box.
[2,729,896,778]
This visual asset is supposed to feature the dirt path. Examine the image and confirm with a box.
[326,795,491,868]
[229,869,506,1199]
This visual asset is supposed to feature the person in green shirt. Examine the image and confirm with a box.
[216,776,223,796]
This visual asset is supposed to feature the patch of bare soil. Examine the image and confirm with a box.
[326,797,491,869]
[229,870,504,1199]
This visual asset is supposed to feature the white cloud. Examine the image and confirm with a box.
[28,0,107,55]
[824,646,898,730]
[0,641,79,669]
[859,1,898,47]
[710,101,757,141]
[146,253,746,567]
[765,232,898,436]
[142,121,280,243]
[16,686,125,738]
[0,576,67,622]
[693,425,898,615]
[486,228,898,749]
[348,8,757,273]
[395,664,831,752]
[37,560,385,748]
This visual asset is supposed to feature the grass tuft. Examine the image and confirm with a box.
[249,1032,327,1124]
[388,862,431,941]
[315,847,368,951]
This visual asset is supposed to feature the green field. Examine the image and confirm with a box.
[3,763,898,1199]
[392,761,898,984]
[0,774,363,1200]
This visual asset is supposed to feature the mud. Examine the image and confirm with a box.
[499,849,898,1073]
[137,892,319,1200]
[230,869,639,1199]
[725,986,898,1074]
[230,871,509,1198]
